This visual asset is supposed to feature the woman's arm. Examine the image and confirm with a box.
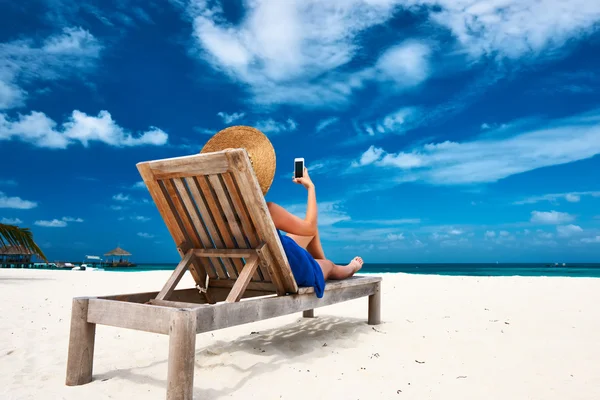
[267,168,317,236]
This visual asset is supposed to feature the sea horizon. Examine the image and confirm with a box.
[8,262,600,279]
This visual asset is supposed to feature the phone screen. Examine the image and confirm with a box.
[294,160,303,178]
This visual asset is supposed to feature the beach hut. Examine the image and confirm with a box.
[0,245,34,268]
[103,247,135,267]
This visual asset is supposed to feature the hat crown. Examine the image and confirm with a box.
[200,125,275,196]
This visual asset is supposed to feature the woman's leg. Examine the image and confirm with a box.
[287,228,326,260]
[315,257,363,280]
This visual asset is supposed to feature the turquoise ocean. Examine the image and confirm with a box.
[22,262,600,278]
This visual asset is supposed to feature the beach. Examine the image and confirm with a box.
[1,269,599,400]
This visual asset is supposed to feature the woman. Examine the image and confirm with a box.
[266,167,364,298]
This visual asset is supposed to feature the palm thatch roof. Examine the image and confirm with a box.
[104,247,132,257]
[0,245,35,255]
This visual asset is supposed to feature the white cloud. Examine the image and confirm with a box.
[353,107,419,140]
[386,233,405,241]
[557,224,583,237]
[132,215,150,222]
[352,218,421,225]
[110,205,123,211]
[536,230,554,239]
[112,193,130,202]
[186,1,430,108]
[449,229,463,235]
[530,210,575,225]
[315,117,339,133]
[350,110,600,185]
[481,123,491,130]
[0,192,37,209]
[484,230,496,238]
[351,145,385,167]
[62,216,83,223]
[514,191,600,205]
[137,232,154,238]
[282,200,350,226]
[35,219,67,228]
[581,236,600,244]
[0,110,168,149]
[373,40,431,87]
[414,0,600,61]
[131,181,146,190]
[255,118,298,134]
[0,27,102,110]
[217,111,245,124]
[0,217,23,224]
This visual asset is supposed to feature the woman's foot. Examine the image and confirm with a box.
[348,256,364,273]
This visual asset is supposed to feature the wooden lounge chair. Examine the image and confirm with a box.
[65,149,382,399]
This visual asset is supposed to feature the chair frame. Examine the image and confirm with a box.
[65,149,382,400]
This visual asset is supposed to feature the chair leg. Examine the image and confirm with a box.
[303,309,315,318]
[65,298,96,386]
[167,310,197,400]
[368,282,381,325]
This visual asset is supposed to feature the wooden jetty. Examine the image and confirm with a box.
[0,245,34,268]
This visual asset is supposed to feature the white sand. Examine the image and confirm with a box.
[1,269,600,400]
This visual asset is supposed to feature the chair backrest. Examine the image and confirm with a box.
[136,149,298,296]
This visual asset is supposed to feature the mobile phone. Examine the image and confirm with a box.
[294,158,304,179]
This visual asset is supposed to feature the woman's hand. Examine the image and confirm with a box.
[292,167,314,189]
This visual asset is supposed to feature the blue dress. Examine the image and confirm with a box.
[277,230,325,298]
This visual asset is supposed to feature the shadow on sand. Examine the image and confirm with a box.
[94,314,377,399]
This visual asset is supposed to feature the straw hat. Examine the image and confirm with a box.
[200,125,276,195]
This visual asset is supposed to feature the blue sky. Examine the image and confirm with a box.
[1,0,600,264]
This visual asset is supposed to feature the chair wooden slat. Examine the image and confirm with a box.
[137,163,205,287]
[160,179,215,282]
[207,175,262,281]
[222,173,269,282]
[172,178,219,280]
[194,176,246,278]
[184,177,239,280]
[150,151,229,179]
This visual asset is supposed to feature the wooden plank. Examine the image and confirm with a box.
[161,179,217,282]
[156,250,195,301]
[195,176,244,279]
[137,163,188,250]
[226,257,260,303]
[226,150,298,294]
[172,178,219,279]
[65,298,96,386]
[368,281,381,325]
[185,176,237,279]
[298,275,382,294]
[148,299,208,309]
[207,174,246,247]
[208,174,260,281]
[194,282,378,334]
[222,173,268,281]
[208,279,277,292]
[167,310,197,400]
[149,151,229,180]
[97,287,274,304]
[87,299,174,335]
[100,288,205,304]
[194,248,258,258]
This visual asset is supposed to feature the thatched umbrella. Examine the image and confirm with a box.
[104,247,133,266]
[104,247,132,257]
